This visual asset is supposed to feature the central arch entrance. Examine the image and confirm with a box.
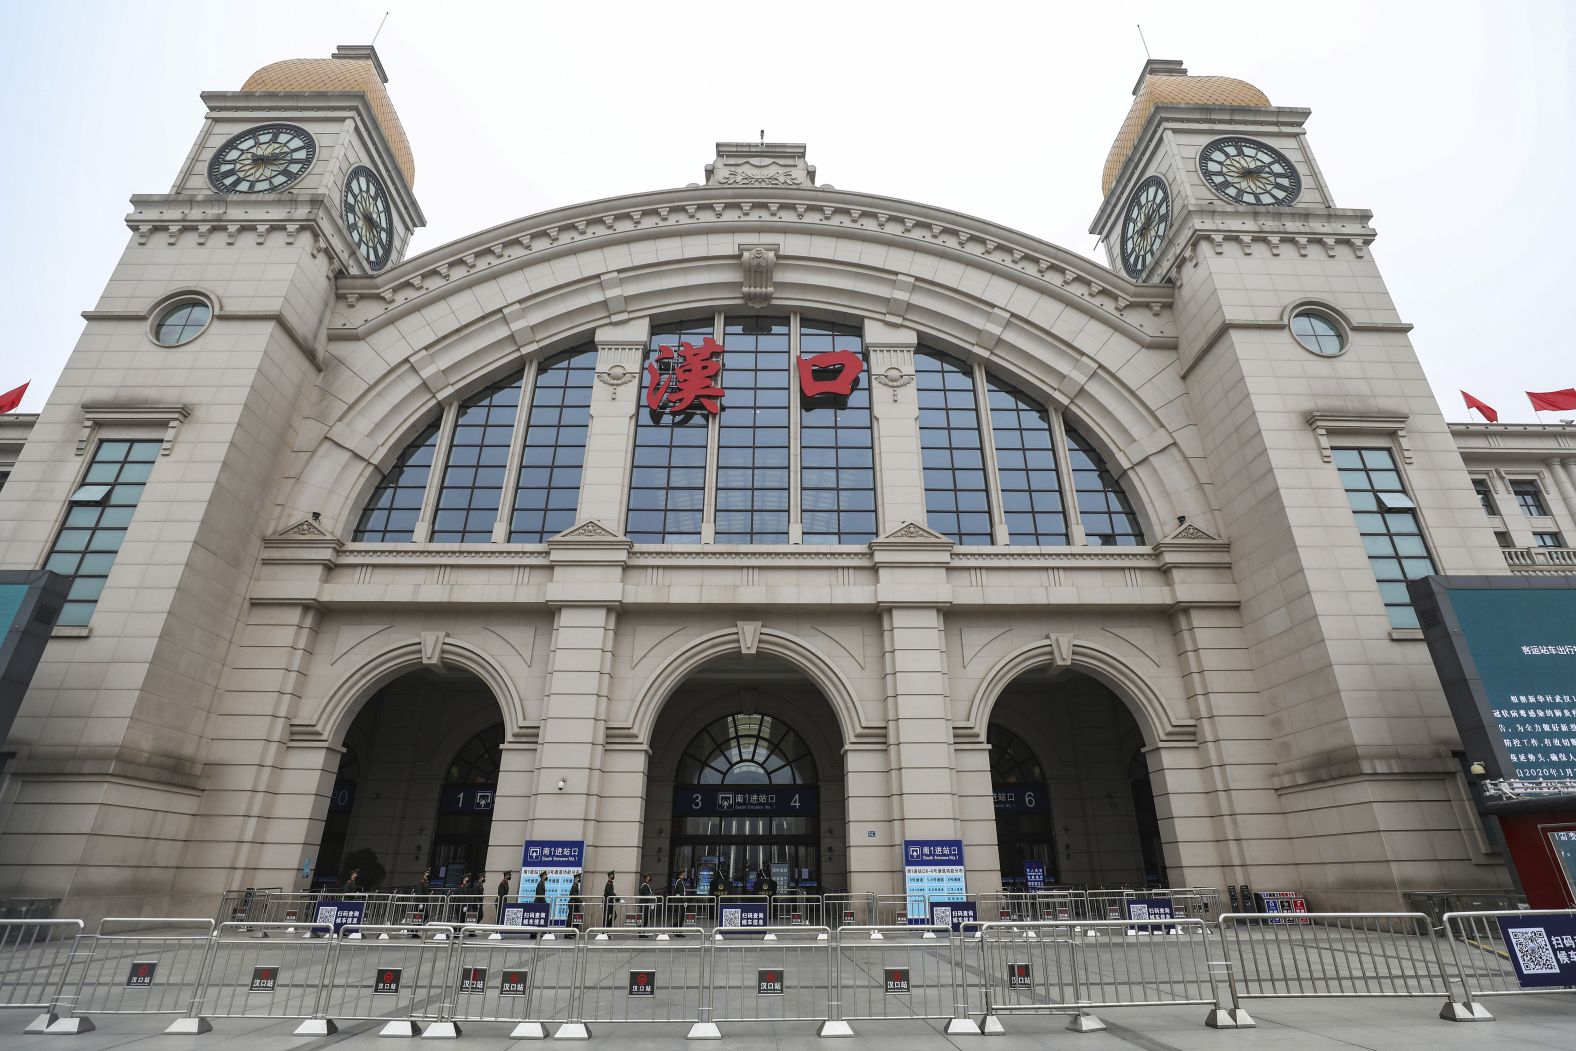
[641,654,846,895]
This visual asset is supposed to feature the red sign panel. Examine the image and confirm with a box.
[646,338,725,415]
[797,350,863,398]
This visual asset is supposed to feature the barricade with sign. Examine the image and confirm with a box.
[769,894,822,929]
[663,895,715,931]
[180,922,335,1035]
[1438,908,1576,1021]
[442,924,579,1038]
[0,919,84,1033]
[828,926,976,1035]
[562,927,708,1038]
[976,919,1232,1033]
[705,927,831,1033]
[1217,910,1446,1024]
[45,918,216,1035]
[824,892,870,928]
[312,924,455,1037]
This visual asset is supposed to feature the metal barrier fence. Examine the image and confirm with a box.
[313,924,455,1037]
[1437,909,1576,1022]
[706,926,831,1034]
[1217,910,1446,1025]
[565,927,708,1038]
[441,924,579,1038]
[830,925,976,1035]
[768,894,823,929]
[184,922,334,1034]
[46,918,215,1035]
[824,893,871,928]
[976,918,1235,1033]
[1,919,83,1034]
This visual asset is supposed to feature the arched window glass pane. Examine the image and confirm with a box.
[353,422,440,542]
[800,320,875,544]
[1065,426,1144,545]
[989,725,1045,783]
[676,714,817,785]
[510,347,595,541]
[446,725,503,784]
[716,317,791,543]
[627,319,714,543]
[915,349,992,545]
[986,377,1066,545]
[431,374,524,543]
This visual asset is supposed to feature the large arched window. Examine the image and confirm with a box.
[675,714,817,785]
[915,345,1144,547]
[352,345,595,543]
[446,725,503,784]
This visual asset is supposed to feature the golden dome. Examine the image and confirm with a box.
[1102,65,1270,195]
[242,54,415,188]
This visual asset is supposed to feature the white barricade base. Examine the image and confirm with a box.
[44,1015,96,1034]
[294,1018,338,1035]
[686,1020,721,1039]
[24,1012,58,1034]
[381,1018,422,1037]
[816,1020,853,1038]
[511,1020,550,1039]
[554,1021,590,1039]
[1066,1010,1106,1033]
[423,1020,462,1038]
[163,1016,213,1034]
[1440,1000,1493,1022]
[945,1017,981,1034]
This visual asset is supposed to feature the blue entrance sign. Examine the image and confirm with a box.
[1023,861,1046,890]
[502,902,551,928]
[1498,913,1576,987]
[719,903,769,929]
[903,840,965,922]
[1125,896,1178,933]
[521,841,584,925]
[313,899,364,933]
[991,783,1049,813]
[439,783,497,814]
[674,785,818,816]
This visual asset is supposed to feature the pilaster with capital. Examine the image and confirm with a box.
[576,319,650,530]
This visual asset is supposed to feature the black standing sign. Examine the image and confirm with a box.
[628,970,656,996]
[249,965,278,992]
[757,968,784,995]
[501,969,529,996]
[125,961,157,987]
[373,968,402,994]
[883,967,910,994]
[1008,962,1032,988]
[459,966,487,993]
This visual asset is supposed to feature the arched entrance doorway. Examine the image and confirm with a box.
[641,655,846,894]
[989,667,1164,888]
[313,666,505,889]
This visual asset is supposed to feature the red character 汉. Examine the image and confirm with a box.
[797,349,863,398]
[646,337,725,414]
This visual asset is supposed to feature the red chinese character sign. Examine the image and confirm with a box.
[646,337,726,415]
[797,350,863,399]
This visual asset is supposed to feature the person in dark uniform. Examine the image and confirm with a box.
[639,873,655,932]
[601,870,617,928]
[534,871,549,905]
[495,870,511,924]
[343,869,361,893]
[569,872,585,935]
[669,870,687,927]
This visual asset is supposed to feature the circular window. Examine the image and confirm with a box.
[152,300,212,346]
[1290,309,1345,357]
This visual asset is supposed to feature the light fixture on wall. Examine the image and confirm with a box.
[1469,761,1486,776]
[557,778,566,791]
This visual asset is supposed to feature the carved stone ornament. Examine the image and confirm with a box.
[269,516,339,542]
[705,141,816,188]
[870,521,954,546]
[741,245,777,308]
[550,519,628,542]
[1163,522,1218,543]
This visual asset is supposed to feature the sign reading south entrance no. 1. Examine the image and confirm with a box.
[675,786,818,816]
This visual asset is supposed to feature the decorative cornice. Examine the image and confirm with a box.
[740,243,778,309]
[1307,411,1412,464]
[77,402,190,456]
[870,521,954,547]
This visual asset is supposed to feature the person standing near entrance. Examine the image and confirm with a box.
[639,873,655,931]
[533,871,549,905]
[669,870,686,927]
[495,871,511,924]
[602,870,617,928]
[569,872,585,934]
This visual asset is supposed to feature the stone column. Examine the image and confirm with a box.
[526,527,631,877]
[864,321,927,530]
[575,318,649,530]
[1546,459,1576,541]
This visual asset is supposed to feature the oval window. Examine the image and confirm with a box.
[1290,309,1345,357]
[153,300,212,346]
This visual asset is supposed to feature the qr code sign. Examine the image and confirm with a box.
[1507,927,1559,975]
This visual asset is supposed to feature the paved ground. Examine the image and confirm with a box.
[5,995,1576,1049]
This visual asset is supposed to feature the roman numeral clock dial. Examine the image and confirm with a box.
[1198,136,1302,206]
[207,124,316,193]
[1119,175,1171,279]
[343,165,394,272]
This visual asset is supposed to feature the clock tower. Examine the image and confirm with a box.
[1090,60,1509,906]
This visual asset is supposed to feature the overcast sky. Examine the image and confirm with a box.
[2,0,1572,422]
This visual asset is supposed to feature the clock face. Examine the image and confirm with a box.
[1198,137,1301,206]
[343,166,394,271]
[208,124,316,193]
[1119,176,1171,279]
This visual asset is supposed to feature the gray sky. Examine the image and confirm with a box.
[2,0,1572,421]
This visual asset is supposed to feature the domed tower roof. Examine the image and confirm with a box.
[242,45,415,188]
[1102,60,1270,195]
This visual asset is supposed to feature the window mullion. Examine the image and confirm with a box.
[1049,404,1086,546]
[492,359,541,543]
[972,361,1009,545]
[788,312,803,544]
[413,400,461,543]
[701,310,724,543]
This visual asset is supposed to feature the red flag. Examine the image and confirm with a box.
[1460,391,1498,422]
[0,381,27,414]
[1527,388,1576,412]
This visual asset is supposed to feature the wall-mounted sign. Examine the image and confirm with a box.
[992,783,1049,813]
[520,840,584,925]
[439,783,496,814]
[903,840,965,922]
[674,785,817,816]
[797,350,863,398]
[646,338,725,415]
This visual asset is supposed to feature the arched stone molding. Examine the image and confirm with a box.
[962,638,1197,749]
[284,236,1212,543]
[292,636,530,747]
[617,627,881,748]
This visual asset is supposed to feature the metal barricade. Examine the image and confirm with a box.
[1218,910,1447,1024]
[1084,889,1132,922]
[662,895,716,931]
[441,924,579,1038]
[565,927,708,1038]
[388,893,438,928]
[0,919,83,1033]
[1169,888,1223,922]
[1438,909,1576,1021]
[872,894,912,927]
[180,922,335,1034]
[313,923,456,1037]
[824,892,871,928]
[260,891,327,926]
[769,894,822,929]
[977,918,1233,1033]
[706,926,831,1034]
[443,893,490,927]
[829,925,976,1035]
[45,917,216,1035]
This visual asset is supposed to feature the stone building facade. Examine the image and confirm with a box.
[1,48,1572,920]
